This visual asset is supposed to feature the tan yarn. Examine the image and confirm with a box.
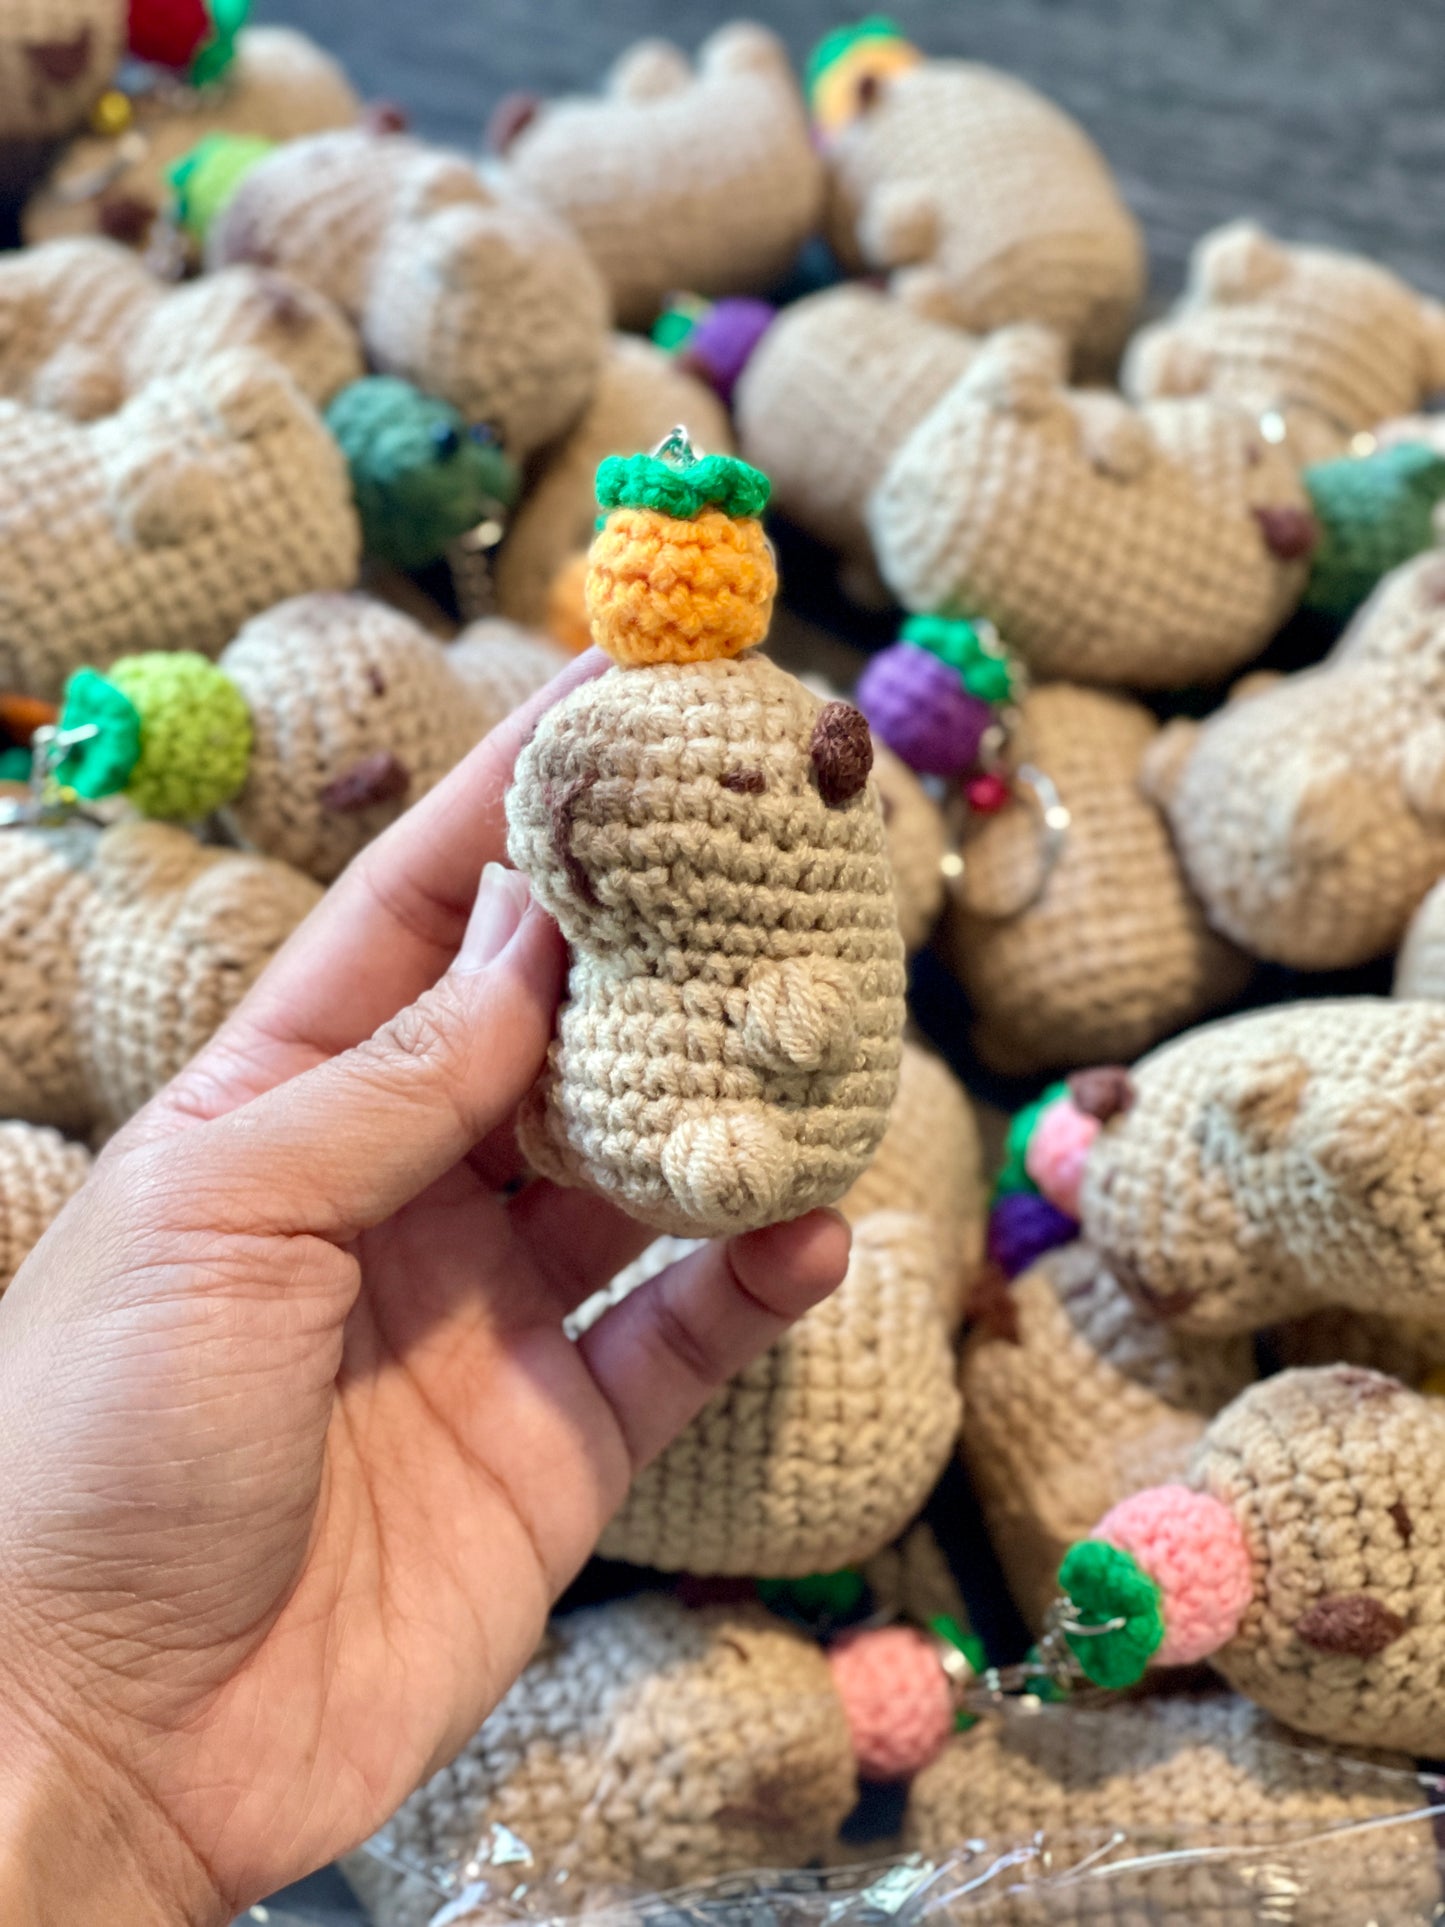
[839,1037,985,1329]
[207,128,609,458]
[734,283,978,585]
[0,820,319,1135]
[823,61,1144,370]
[0,0,118,155]
[961,1244,1253,1626]
[0,350,360,703]
[499,23,822,330]
[1397,874,1445,998]
[939,684,1252,1076]
[493,334,733,628]
[589,1209,960,1575]
[1193,1367,1445,1755]
[860,1522,967,1631]
[0,1121,91,1292]
[346,1597,857,1927]
[1081,998,1445,1337]
[1125,221,1445,466]
[870,739,947,956]
[869,326,1313,689]
[220,594,567,882]
[507,656,906,1237]
[904,1690,1441,1925]
[0,237,364,419]
[1144,553,1445,972]
[24,27,360,249]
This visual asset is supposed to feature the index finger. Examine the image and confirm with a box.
[139,647,608,1131]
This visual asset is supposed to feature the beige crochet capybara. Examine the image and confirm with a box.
[206,127,609,457]
[24,26,360,250]
[868,327,1316,689]
[582,1208,959,1576]
[1080,999,1445,1335]
[1124,1368,1445,1755]
[0,0,121,174]
[215,594,568,882]
[1146,552,1445,971]
[961,1243,1253,1626]
[345,1597,858,1927]
[870,738,948,956]
[496,23,822,329]
[0,350,360,701]
[839,1036,985,1329]
[1397,872,1445,999]
[813,31,1144,370]
[507,655,907,1237]
[0,237,363,418]
[905,1690,1441,1926]
[1125,220,1445,465]
[0,821,320,1136]
[0,1121,91,1293]
[939,683,1252,1074]
[733,282,978,590]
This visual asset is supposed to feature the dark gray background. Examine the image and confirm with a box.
[189,1,1441,1918]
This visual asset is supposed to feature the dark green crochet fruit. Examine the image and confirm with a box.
[327,378,520,571]
[1303,441,1445,621]
[596,450,771,523]
[1057,1540,1165,1690]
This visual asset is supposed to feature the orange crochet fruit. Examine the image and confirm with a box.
[546,550,594,656]
[587,506,778,667]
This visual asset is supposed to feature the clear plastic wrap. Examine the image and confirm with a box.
[348,1704,1445,1927]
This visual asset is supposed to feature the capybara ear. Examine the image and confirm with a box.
[1137,717,1199,808]
[1123,322,1213,398]
[199,350,303,442]
[1192,220,1290,302]
[106,441,224,548]
[859,182,940,270]
[1419,296,1445,394]
[1081,398,1156,482]
[700,21,792,79]
[608,37,691,100]
[956,324,1067,421]
[1206,1052,1312,1154]
[31,343,125,422]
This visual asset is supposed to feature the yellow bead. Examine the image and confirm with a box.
[90,90,133,138]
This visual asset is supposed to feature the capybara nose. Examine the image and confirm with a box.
[1253,503,1320,561]
[25,31,92,86]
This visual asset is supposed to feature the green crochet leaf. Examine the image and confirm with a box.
[54,670,142,800]
[1303,441,1445,621]
[805,16,910,100]
[188,0,251,85]
[0,747,32,785]
[168,131,274,240]
[595,451,771,522]
[902,614,1018,705]
[930,1613,988,1733]
[758,1569,867,1617]
[995,1081,1070,1198]
[1057,1540,1165,1690]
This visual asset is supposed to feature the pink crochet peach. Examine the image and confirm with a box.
[1024,1098,1100,1221]
[1096,1485,1253,1667]
[827,1625,955,1783]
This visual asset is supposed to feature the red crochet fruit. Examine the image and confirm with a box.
[129,0,212,70]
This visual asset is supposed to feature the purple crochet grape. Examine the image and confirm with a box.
[681,299,777,404]
[987,1191,1078,1279]
[856,643,992,779]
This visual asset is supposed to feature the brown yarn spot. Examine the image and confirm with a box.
[856,71,883,111]
[1296,1594,1406,1658]
[367,667,388,698]
[319,752,412,814]
[717,1775,813,1832]
[486,90,543,154]
[363,100,410,135]
[966,1263,1021,1344]
[1068,1065,1136,1122]
[98,195,156,247]
[26,30,92,85]
[1332,1368,1401,1400]
[720,767,767,795]
[1252,504,1319,562]
[1111,1252,1198,1321]
[810,702,873,807]
[545,772,599,908]
[255,272,312,333]
[1389,1500,1414,1546]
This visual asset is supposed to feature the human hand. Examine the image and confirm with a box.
[0,651,852,1925]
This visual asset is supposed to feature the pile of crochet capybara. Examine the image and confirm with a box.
[5,8,1445,1921]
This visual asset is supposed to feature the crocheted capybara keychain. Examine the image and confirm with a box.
[506,432,907,1237]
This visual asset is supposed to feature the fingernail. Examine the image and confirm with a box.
[457,862,530,972]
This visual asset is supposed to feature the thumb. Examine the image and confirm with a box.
[172,864,566,1244]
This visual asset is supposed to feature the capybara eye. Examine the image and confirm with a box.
[720,768,767,795]
[810,702,874,807]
